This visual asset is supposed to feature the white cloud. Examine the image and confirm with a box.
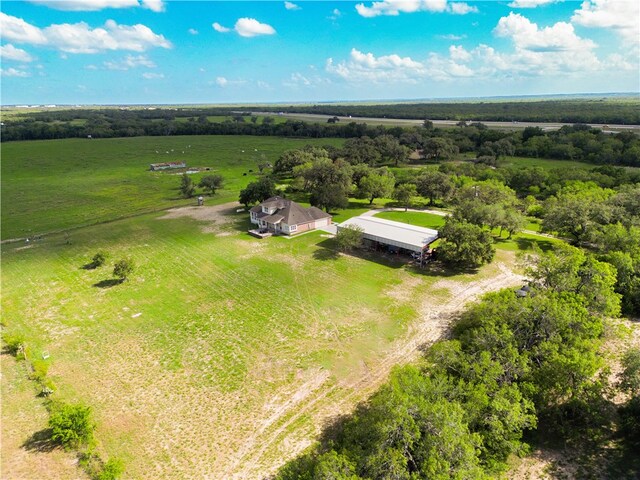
[214,18,276,37]
[449,2,478,15]
[508,0,560,7]
[257,80,271,89]
[437,33,466,40]
[355,0,447,17]
[0,14,171,53]
[141,0,164,12]
[216,76,228,87]
[188,28,198,35]
[326,48,426,83]
[494,12,596,52]
[212,22,231,33]
[28,0,164,11]
[449,45,472,61]
[0,44,34,62]
[1,67,30,77]
[284,1,301,11]
[234,18,276,37]
[104,54,155,70]
[142,72,163,79]
[571,0,640,44]
[85,64,98,70]
[333,8,341,16]
[283,72,331,88]
[0,13,48,44]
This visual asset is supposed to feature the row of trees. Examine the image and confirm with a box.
[277,245,638,478]
[5,108,640,167]
[260,98,640,124]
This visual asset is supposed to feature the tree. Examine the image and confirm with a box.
[238,177,277,207]
[392,183,417,211]
[357,169,395,205]
[416,170,454,206]
[91,251,108,268]
[113,258,134,282]
[273,149,316,175]
[49,403,94,449]
[375,134,410,166]
[335,225,364,251]
[179,173,195,198]
[523,243,621,317]
[198,174,223,195]
[423,137,458,161]
[341,137,381,165]
[298,158,353,212]
[437,219,495,268]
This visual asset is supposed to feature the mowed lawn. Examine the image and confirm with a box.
[1,135,343,240]
[373,210,562,252]
[3,208,466,478]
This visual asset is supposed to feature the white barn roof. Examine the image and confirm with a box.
[338,216,438,252]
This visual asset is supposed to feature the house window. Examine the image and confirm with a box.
[290,225,297,231]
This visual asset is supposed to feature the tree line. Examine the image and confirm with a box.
[4,110,639,167]
[258,98,640,124]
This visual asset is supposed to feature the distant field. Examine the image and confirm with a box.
[1,135,343,240]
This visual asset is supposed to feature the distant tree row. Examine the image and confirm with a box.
[259,98,640,124]
[4,111,640,166]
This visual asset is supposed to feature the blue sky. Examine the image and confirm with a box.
[1,0,638,104]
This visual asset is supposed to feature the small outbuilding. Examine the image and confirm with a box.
[338,216,438,254]
[150,161,186,171]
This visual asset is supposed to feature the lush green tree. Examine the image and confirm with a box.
[415,170,454,206]
[375,134,410,166]
[299,158,353,212]
[357,169,395,205]
[238,177,277,207]
[392,183,417,211]
[198,174,224,195]
[113,258,134,282]
[523,244,621,317]
[350,163,372,189]
[341,137,381,166]
[542,182,616,243]
[273,149,316,175]
[336,225,364,252]
[91,251,108,268]
[437,219,495,268]
[423,137,459,161]
[179,173,195,198]
[49,403,94,449]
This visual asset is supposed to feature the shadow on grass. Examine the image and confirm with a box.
[21,428,58,453]
[514,236,556,252]
[81,262,99,270]
[313,239,405,268]
[410,261,479,278]
[93,278,124,288]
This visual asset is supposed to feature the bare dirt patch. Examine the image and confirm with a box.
[158,202,243,234]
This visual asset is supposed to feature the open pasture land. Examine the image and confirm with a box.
[1,205,522,479]
[1,135,342,240]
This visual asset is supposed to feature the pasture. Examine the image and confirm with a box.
[1,204,520,478]
[1,135,342,240]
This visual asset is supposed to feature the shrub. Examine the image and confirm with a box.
[96,458,125,480]
[2,332,26,358]
[335,225,364,252]
[92,251,108,268]
[30,359,49,382]
[113,258,134,281]
[48,402,95,449]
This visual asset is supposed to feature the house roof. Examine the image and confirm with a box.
[252,197,331,226]
[338,216,438,252]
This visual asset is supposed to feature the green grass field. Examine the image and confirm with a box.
[1,204,517,478]
[1,136,342,240]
